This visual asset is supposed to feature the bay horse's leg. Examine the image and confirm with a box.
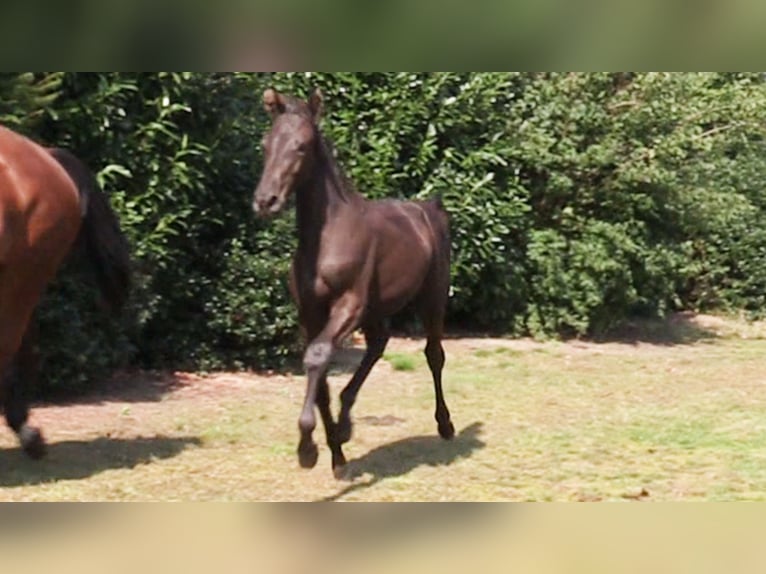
[336,320,390,445]
[0,264,52,458]
[298,293,364,470]
[1,323,45,459]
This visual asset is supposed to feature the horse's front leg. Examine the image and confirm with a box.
[297,292,364,472]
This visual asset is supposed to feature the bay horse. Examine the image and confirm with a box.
[0,125,131,459]
[253,88,454,477]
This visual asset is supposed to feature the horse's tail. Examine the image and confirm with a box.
[429,192,450,234]
[48,148,132,312]
[424,193,451,266]
[432,191,446,211]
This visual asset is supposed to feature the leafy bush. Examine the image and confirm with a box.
[5,72,766,396]
[202,233,300,371]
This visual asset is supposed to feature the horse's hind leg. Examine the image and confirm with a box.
[420,304,455,441]
[0,267,48,459]
[336,320,390,446]
[2,324,45,459]
[425,336,455,440]
[315,374,344,471]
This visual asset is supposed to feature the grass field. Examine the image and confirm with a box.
[2,313,766,501]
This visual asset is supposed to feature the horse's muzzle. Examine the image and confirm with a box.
[253,191,284,217]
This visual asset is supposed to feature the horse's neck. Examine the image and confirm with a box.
[295,150,358,248]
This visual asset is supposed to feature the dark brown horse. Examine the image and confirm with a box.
[253,88,454,477]
[0,125,131,458]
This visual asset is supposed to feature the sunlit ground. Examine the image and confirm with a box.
[2,313,766,501]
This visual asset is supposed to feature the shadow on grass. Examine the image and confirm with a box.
[326,346,366,375]
[319,422,485,502]
[325,345,419,376]
[39,370,191,407]
[438,312,721,347]
[38,345,373,409]
[591,312,720,346]
[0,435,201,488]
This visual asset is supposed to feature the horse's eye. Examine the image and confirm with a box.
[296,142,308,154]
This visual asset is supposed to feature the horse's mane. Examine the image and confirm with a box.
[317,134,358,204]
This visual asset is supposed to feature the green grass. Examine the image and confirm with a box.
[384,352,419,372]
[3,314,766,501]
[473,347,522,359]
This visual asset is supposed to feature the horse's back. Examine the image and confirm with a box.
[359,197,450,315]
[0,126,81,248]
[0,125,77,195]
[0,127,30,264]
[369,196,450,262]
[0,126,82,263]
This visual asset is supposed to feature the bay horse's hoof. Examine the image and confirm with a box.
[438,421,455,441]
[297,439,319,469]
[20,426,46,460]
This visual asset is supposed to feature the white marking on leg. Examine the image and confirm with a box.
[304,341,332,370]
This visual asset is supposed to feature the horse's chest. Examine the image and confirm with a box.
[318,256,362,289]
[294,253,365,302]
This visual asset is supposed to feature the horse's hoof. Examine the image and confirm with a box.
[333,463,350,481]
[331,449,348,480]
[438,421,455,441]
[297,440,319,469]
[20,426,46,460]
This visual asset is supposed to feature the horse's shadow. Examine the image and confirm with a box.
[320,422,485,502]
[0,435,201,488]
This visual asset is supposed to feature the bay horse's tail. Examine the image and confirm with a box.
[47,148,131,312]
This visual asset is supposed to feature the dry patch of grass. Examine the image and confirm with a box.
[2,313,766,501]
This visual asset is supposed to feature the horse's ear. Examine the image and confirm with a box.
[263,88,285,118]
[308,87,323,121]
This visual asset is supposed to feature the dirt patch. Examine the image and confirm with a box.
[20,311,759,441]
[17,371,291,446]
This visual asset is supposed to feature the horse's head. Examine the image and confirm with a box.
[253,87,323,217]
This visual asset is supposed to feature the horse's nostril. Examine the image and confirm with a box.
[253,194,279,217]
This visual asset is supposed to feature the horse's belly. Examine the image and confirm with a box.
[373,256,430,314]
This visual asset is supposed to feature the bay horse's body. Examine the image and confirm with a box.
[0,125,130,458]
[253,89,454,477]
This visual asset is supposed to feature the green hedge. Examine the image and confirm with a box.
[4,72,766,395]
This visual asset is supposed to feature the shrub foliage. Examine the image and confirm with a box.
[3,72,766,394]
